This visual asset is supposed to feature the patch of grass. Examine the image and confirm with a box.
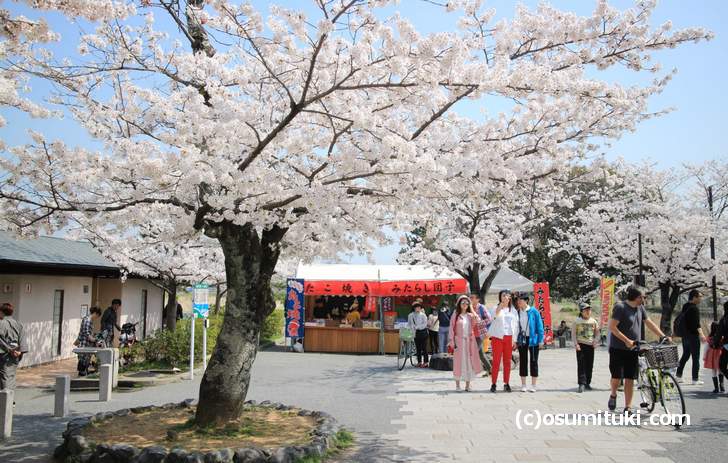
[297,429,355,463]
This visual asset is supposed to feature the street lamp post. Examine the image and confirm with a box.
[708,186,718,321]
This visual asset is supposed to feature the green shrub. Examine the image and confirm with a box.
[261,308,284,343]
[131,310,281,369]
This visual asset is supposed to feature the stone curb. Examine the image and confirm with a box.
[53,399,342,463]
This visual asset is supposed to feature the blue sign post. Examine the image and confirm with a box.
[190,283,210,379]
[285,279,305,348]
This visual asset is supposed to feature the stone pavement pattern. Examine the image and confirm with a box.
[2,347,726,462]
[386,348,696,463]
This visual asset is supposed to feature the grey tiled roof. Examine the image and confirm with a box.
[0,231,117,269]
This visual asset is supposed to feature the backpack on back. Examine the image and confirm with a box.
[673,308,687,337]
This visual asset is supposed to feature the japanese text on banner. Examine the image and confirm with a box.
[534,283,553,345]
[285,279,305,338]
[600,277,615,329]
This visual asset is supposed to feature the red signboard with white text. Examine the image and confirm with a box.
[534,282,553,345]
[303,279,467,296]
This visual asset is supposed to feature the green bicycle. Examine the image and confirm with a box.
[397,327,416,370]
[635,339,686,428]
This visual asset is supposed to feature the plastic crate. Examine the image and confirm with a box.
[399,327,414,342]
[643,344,679,369]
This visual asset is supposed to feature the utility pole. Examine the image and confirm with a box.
[709,186,718,321]
[635,233,646,287]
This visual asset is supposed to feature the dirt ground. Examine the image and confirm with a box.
[81,406,316,452]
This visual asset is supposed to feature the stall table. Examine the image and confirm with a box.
[304,326,400,354]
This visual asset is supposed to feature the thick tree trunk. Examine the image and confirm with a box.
[658,282,681,334]
[164,281,178,331]
[467,264,481,299]
[195,223,284,426]
[479,267,500,300]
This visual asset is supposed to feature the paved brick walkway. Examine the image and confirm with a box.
[384,347,691,463]
[16,358,78,388]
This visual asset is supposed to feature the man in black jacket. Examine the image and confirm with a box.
[719,300,728,390]
[676,290,707,385]
[101,299,122,347]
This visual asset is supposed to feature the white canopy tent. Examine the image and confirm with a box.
[295,263,463,282]
[482,267,535,293]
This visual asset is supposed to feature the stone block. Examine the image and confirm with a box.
[55,375,71,417]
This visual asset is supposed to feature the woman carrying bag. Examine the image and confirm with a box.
[515,293,544,392]
[447,295,483,392]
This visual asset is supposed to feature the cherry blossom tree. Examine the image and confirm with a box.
[74,215,225,330]
[0,1,711,425]
[562,160,728,331]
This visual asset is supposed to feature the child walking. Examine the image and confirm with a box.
[704,321,724,393]
[573,303,600,393]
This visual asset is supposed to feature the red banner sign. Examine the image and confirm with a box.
[377,279,467,296]
[534,282,553,345]
[599,277,615,329]
[304,280,376,296]
[303,279,467,296]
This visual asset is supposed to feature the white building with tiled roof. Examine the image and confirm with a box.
[0,232,164,367]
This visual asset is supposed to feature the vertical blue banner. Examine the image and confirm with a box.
[285,279,305,338]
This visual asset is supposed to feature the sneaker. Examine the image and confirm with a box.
[504,384,512,393]
[624,407,635,418]
[416,363,423,368]
[585,384,593,391]
[490,384,497,393]
[455,385,462,392]
[578,384,584,393]
[521,385,528,392]
[423,363,429,368]
[691,380,705,386]
[608,395,617,411]
[528,386,536,393]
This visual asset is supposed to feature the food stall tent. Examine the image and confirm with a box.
[295,263,468,354]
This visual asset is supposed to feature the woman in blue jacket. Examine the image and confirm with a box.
[515,293,544,392]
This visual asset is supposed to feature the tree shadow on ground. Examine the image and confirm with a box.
[330,431,449,463]
[0,413,78,463]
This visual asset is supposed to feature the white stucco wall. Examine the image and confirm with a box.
[120,278,164,339]
[6,275,93,367]
[1,274,164,367]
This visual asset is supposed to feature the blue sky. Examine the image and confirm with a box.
[2,1,725,264]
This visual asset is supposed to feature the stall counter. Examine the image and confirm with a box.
[303,326,400,354]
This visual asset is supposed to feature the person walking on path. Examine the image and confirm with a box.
[0,302,29,391]
[73,306,102,376]
[607,286,670,415]
[719,301,728,391]
[437,303,452,355]
[676,289,707,385]
[515,293,544,392]
[704,321,724,393]
[101,299,122,347]
[408,301,429,368]
[573,302,600,393]
[447,295,482,392]
[488,290,519,393]
[427,307,439,354]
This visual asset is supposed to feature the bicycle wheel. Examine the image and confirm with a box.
[659,371,686,428]
[408,340,417,366]
[637,370,656,413]
[398,340,408,370]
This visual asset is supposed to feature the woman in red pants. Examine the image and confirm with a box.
[487,290,519,393]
